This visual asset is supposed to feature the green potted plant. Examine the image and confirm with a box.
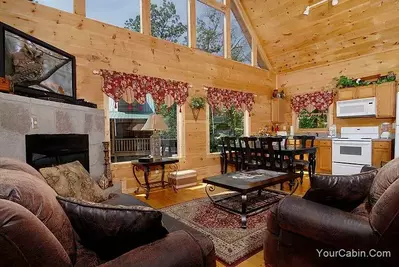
[189,96,206,121]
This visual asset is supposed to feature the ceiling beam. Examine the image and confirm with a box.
[232,0,274,72]
[198,0,227,13]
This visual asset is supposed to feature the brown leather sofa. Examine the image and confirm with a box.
[0,158,216,267]
[264,160,399,267]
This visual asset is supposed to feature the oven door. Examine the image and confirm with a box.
[332,140,372,165]
[332,162,364,175]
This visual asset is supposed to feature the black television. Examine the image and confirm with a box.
[0,22,94,107]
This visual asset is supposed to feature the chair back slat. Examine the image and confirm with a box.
[293,135,316,148]
[259,137,283,171]
[239,137,261,169]
[222,137,239,162]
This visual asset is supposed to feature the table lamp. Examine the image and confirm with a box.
[142,114,168,160]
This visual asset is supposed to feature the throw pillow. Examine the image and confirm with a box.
[40,161,108,203]
[56,196,168,261]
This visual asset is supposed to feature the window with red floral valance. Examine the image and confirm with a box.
[99,69,190,111]
[290,91,334,114]
[205,86,255,113]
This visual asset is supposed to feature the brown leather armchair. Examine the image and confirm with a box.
[0,158,215,267]
[264,160,399,267]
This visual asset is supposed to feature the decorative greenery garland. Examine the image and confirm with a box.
[335,72,396,89]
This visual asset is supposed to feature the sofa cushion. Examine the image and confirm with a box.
[57,196,168,261]
[304,170,377,211]
[0,169,76,263]
[40,161,108,203]
[0,157,45,182]
[369,157,399,207]
[0,199,72,267]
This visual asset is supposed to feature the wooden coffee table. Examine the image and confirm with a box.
[203,170,301,228]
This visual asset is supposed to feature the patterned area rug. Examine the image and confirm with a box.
[161,190,285,266]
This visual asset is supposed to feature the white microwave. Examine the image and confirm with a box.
[336,97,376,118]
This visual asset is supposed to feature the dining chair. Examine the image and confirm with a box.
[221,137,241,173]
[259,137,290,190]
[259,137,284,170]
[239,137,262,170]
[292,135,316,184]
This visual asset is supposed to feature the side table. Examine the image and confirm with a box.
[131,158,179,199]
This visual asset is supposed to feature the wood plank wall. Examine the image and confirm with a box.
[278,49,399,132]
[1,0,275,188]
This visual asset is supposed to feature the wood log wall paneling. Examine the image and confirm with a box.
[242,0,399,73]
[1,0,275,185]
[278,48,399,131]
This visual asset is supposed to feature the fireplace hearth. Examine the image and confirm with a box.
[26,134,89,172]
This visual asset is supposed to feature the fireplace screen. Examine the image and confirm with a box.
[26,134,89,172]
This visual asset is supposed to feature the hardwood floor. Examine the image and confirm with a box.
[132,175,311,267]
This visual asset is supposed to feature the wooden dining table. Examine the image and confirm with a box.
[219,144,317,174]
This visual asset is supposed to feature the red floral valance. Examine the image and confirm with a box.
[205,86,255,113]
[291,91,334,114]
[100,69,190,110]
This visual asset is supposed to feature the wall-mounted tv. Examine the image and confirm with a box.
[0,22,80,105]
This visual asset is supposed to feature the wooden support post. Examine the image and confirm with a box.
[74,0,86,16]
[224,0,231,59]
[103,95,110,142]
[188,0,196,48]
[251,37,257,67]
[140,0,151,35]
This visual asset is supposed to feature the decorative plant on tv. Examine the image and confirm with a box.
[0,22,77,102]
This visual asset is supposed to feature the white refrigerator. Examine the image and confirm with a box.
[396,93,399,158]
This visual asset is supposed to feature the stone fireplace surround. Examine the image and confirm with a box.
[0,93,105,179]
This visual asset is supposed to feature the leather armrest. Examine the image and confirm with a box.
[276,196,378,249]
[304,170,377,211]
[99,230,213,267]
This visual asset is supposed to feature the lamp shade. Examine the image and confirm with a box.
[141,114,168,131]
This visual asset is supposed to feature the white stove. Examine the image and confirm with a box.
[332,127,379,175]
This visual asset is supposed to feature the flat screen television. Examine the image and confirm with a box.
[0,22,81,105]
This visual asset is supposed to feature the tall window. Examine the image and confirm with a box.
[150,0,188,46]
[35,0,73,13]
[109,95,178,162]
[209,107,244,153]
[230,8,251,64]
[86,0,140,31]
[297,109,328,130]
[196,1,224,56]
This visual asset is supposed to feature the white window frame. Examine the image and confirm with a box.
[292,105,333,133]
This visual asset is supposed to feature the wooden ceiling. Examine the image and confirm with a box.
[241,0,399,73]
